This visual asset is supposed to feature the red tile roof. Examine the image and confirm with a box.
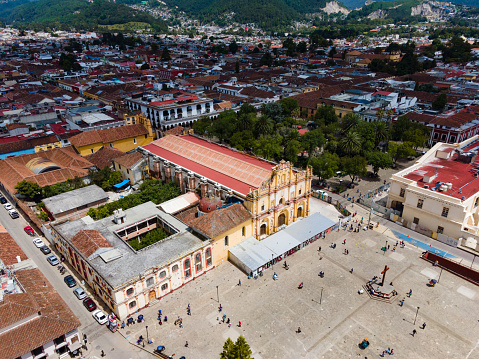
[71,230,112,258]
[0,229,28,265]
[0,269,81,359]
[142,135,275,195]
[69,124,148,148]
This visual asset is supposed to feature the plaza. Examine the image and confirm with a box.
[116,208,479,359]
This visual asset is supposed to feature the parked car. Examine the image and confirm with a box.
[32,238,45,247]
[0,197,7,204]
[92,309,108,325]
[46,255,60,266]
[8,210,19,219]
[83,297,97,312]
[39,245,51,255]
[73,287,87,300]
[64,275,76,288]
[24,226,35,236]
[4,203,13,211]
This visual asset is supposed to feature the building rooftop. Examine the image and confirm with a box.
[403,142,479,200]
[142,135,276,196]
[54,201,204,289]
[43,184,108,216]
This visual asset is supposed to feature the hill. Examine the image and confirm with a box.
[341,0,478,9]
[1,0,168,32]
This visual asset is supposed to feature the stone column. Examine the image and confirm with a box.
[188,175,196,192]
[175,167,185,193]
[164,164,172,182]
[200,180,208,198]
[153,160,161,180]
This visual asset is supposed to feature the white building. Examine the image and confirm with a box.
[387,136,479,251]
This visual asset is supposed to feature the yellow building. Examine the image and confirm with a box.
[186,202,253,266]
[319,99,358,119]
[69,124,154,156]
[141,135,313,239]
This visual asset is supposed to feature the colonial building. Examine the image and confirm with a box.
[125,92,215,132]
[387,136,479,252]
[140,135,313,239]
[51,201,214,319]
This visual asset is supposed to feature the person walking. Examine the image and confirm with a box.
[100,350,105,357]
[350,268,353,274]
[422,322,426,329]
[408,289,413,297]
[238,321,242,327]
[297,327,301,333]
[219,304,222,312]
[412,329,417,337]
[238,279,241,286]
[185,341,189,347]
[400,298,405,307]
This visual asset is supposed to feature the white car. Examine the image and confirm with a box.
[4,203,13,211]
[92,309,108,325]
[33,238,45,248]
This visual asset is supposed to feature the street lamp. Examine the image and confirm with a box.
[216,285,219,303]
[320,287,323,304]
[437,267,443,283]
[414,306,420,325]
[146,325,149,344]
[271,253,274,269]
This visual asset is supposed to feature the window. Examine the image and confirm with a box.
[441,134,447,141]
[195,253,202,272]
[413,217,419,224]
[146,277,154,287]
[299,188,302,195]
[172,264,179,272]
[261,204,265,211]
[110,143,113,147]
[417,199,423,209]
[279,198,283,205]
[90,148,94,154]
[126,287,134,296]
[184,259,191,278]
[145,134,147,139]
[441,207,449,218]
[160,270,166,279]
[133,138,137,144]
[224,236,229,246]
[434,133,439,139]
[437,226,444,234]
[399,188,405,197]
[475,197,479,208]
[242,226,245,236]
[161,283,168,291]
[129,301,136,309]
[206,248,212,267]
[450,136,456,143]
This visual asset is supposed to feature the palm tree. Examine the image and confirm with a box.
[254,115,273,137]
[386,109,394,124]
[375,121,389,147]
[376,109,385,122]
[340,130,361,156]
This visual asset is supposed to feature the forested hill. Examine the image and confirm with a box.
[163,0,331,29]
[0,0,168,32]
[341,0,478,9]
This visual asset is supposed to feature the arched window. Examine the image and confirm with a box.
[159,270,166,279]
[184,259,191,279]
[126,287,134,296]
[279,198,283,205]
[129,301,136,309]
[206,248,212,267]
[195,253,202,272]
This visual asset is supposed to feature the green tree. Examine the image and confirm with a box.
[279,98,298,117]
[342,155,367,183]
[432,94,447,112]
[315,105,337,126]
[15,180,42,201]
[368,151,393,176]
[259,52,273,67]
[210,110,237,143]
[229,41,239,54]
[388,141,416,164]
[238,103,256,118]
[339,131,361,156]
[237,112,257,132]
[193,116,213,135]
[300,129,325,157]
[260,103,283,124]
[253,135,283,160]
[220,338,235,359]
[229,130,255,151]
[309,152,340,181]
[161,46,171,61]
[374,121,389,147]
[254,115,273,137]
[284,139,302,164]
[235,59,240,73]
[376,109,384,122]
[231,336,253,359]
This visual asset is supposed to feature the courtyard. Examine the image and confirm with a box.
[117,212,479,359]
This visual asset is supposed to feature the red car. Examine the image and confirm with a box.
[24,226,35,236]
[83,297,97,312]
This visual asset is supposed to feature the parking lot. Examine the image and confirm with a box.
[120,212,479,359]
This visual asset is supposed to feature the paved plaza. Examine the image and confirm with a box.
[116,209,479,359]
